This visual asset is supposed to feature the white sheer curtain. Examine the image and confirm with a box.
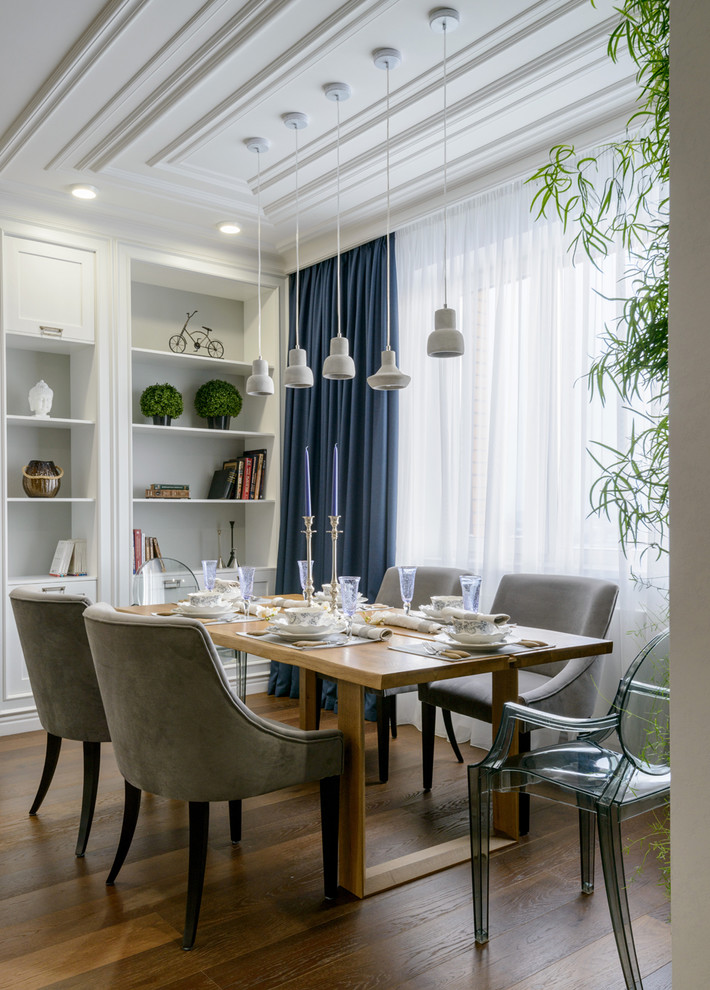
[394,175,666,746]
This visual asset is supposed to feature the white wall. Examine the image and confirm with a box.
[670,0,710,981]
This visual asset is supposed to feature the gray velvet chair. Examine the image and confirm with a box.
[9,586,110,857]
[418,573,619,806]
[469,630,669,989]
[83,603,344,950]
[372,565,471,782]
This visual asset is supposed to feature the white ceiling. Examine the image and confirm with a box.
[0,0,637,272]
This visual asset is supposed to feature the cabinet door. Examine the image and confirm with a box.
[3,237,95,343]
[4,579,97,701]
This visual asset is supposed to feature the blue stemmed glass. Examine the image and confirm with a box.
[338,575,361,638]
[460,574,482,612]
[297,559,314,596]
[201,559,218,591]
[398,565,417,615]
[238,565,255,615]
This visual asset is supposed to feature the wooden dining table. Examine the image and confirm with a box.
[124,603,612,899]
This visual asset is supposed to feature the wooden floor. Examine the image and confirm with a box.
[0,693,671,990]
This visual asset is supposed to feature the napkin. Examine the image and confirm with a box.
[351,620,393,641]
[375,611,443,634]
[441,608,511,625]
[268,596,319,609]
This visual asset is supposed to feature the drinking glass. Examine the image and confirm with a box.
[460,574,482,613]
[338,575,361,638]
[297,559,314,595]
[201,559,218,591]
[238,565,256,614]
[398,565,417,615]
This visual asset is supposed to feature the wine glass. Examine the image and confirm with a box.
[297,559,314,596]
[460,574,482,612]
[338,575,360,638]
[238,565,255,615]
[398,565,417,615]
[201,559,218,591]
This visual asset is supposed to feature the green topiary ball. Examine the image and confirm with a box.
[194,379,243,418]
[139,382,183,419]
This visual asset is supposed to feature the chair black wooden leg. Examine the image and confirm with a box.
[29,732,62,815]
[375,695,390,783]
[228,799,242,844]
[320,775,340,900]
[75,741,101,857]
[106,781,141,885]
[183,802,210,950]
[390,694,398,739]
[442,709,464,763]
[421,702,436,791]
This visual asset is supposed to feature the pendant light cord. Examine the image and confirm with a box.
[443,20,449,310]
[294,126,301,349]
[336,96,342,338]
[385,63,392,351]
[256,149,263,359]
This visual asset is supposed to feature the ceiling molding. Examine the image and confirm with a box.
[0,0,150,172]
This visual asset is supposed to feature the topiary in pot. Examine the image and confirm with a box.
[140,382,183,425]
[194,379,243,429]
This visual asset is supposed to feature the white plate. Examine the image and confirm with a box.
[270,619,342,636]
[175,602,234,618]
[434,632,520,651]
[448,626,514,644]
[313,591,367,605]
[420,604,451,621]
[267,623,343,642]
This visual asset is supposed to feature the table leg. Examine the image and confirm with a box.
[336,679,366,898]
[299,668,319,730]
[491,666,520,840]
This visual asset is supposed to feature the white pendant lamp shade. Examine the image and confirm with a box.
[322,82,355,381]
[427,7,464,359]
[244,136,275,396]
[369,48,410,391]
[246,357,274,395]
[427,305,464,357]
[283,111,314,389]
[283,346,314,387]
[323,335,356,379]
[367,348,411,389]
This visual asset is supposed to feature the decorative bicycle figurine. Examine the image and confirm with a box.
[169,310,224,358]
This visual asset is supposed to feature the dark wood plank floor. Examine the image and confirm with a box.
[0,694,671,989]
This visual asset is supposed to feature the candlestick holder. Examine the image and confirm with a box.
[301,516,316,605]
[328,514,342,612]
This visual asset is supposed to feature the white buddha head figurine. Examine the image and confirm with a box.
[28,379,53,418]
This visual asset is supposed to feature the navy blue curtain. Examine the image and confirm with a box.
[268,234,399,704]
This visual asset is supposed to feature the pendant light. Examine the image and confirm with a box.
[322,82,356,380]
[368,48,410,391]
[427,7,464,358]
[282,112,314,388]
[245,137,274,396]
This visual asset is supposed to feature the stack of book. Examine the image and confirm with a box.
[49,538,88,577]
[232,449,267,500]
[145,484,190,499]
[132,529,163,573]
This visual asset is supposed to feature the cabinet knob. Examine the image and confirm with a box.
[39,325,64,336]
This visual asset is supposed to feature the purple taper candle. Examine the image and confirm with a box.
[305,446,312,516]
[332,443,338,516]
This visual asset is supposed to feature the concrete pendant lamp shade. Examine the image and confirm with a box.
[427,305,464,357]
[244,136,275,397]
[323,336,355,379]
[246,357,274,396]
[367,349,411,390]
[283,111,314,389]
[283,347,313,387]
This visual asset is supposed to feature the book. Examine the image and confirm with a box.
[244,448,267,499]
[144,488,190,498]
[241,457,253,501]
[149,484,189,491]
[67,539,87,576]
[207,466,236,499]
[233,458,245,500]
[133,528,143,573]
[49,539,74,577]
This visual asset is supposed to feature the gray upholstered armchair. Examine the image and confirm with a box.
[9,586,110,857]
[418,573,619,816]
[83,603,344,950]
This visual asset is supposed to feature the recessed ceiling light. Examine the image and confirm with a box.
[217,221,241,234]
[70,184,98,200]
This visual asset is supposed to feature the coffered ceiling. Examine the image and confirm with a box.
[0,0,637,271]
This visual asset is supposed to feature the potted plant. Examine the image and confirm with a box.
[194,379,243,429]
[139,382,183,425]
